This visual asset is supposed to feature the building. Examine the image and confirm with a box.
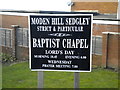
[71,0,118,14]
[0,0,119,70]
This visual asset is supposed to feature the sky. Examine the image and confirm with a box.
[0,0,119,11]
[0,0,71,11]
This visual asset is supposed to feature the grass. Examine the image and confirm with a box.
[0,63,2,89]
[2,62,119,88]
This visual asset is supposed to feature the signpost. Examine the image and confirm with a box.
[29,14,93,88]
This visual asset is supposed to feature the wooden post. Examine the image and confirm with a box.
[38,71,44,89]
[74,72,80,89]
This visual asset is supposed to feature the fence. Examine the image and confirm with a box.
[16,29,103,55]
[0,28,29,47]
[0,28,12,48]
[0,28,102,60]
[16,28,29,47]
[0,28,29,60]
[92,36,102,55]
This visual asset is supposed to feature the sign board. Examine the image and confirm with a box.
[29,14,93,72]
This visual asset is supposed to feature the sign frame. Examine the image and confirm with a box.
[28,14,93,72]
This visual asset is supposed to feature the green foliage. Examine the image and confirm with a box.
[0,53,16,64]
[3,62,37,88]
[2,62,119,88]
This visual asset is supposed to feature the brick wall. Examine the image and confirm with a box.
[102,32,119,70]
[16,46,29,60]
[92,55,102,67]
[71,2,118,14]
[1,15,28,28]
[1,46,13,56]
[93,24,119,36]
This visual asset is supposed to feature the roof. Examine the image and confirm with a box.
[0,10,119,21]
[94,14,118,20]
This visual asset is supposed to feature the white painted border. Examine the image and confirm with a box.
[31,69,91,72]
[90,14,93,72]
[0,12,31,16]
[93,20,120,25]
[0,12,120,25]
[102,32,120,35]
[28,15,31,69]
[28,14,93,72]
